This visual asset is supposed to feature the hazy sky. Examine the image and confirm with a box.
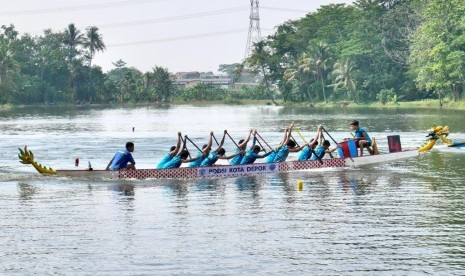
[1,0,353,73]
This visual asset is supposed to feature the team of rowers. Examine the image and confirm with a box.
[106,120,372,171]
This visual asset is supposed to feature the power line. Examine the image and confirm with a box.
[0,0,169,16]
[108,28,247,47]
[100,6,248,29]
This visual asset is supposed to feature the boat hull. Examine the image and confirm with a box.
[51,150,419,180]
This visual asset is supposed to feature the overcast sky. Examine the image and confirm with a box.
[1,0,353,73]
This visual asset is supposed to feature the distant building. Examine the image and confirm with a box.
[173,71,201,80]
[172,71,231,89]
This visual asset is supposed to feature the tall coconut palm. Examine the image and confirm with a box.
[246,41,277,104]
[332,58,358,104]
[63,23,85,102]
[84,26,105,67]
[284,53,316,103]
[311,42,330,103]
[63,23,84,61]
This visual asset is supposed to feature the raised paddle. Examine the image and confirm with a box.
[226,132,241,150]
[294,126,308,144]
[185,136,202,152]
[255,131,274,152]
[294,125,323,164]
[182,136,192,159]
[212,133,220,146]
[253,133,267,152]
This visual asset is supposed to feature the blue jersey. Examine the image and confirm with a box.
[298,146,311,161]
[240,149,258,165]
[162,155,182,169]
[189,151,205,167]
[229,149,244,165]
[310,146,325,161]
[109,149,135,170]
[271,145,289,162]
[156,153,173,169]
[354,127,372,144]
[201,151,218,166]
[265,150,277,163]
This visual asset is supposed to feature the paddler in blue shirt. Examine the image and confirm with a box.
[240,145,273,165]
[201,130,242,166]
[229,129,253,165]
[162,136,203,169]
[106,142,136,170]
[349,120,372,156]
[298,129,321,161]
[156,132,182,169]
[188,131,214,167]
[311,126,337,160]
[265,125,308,163]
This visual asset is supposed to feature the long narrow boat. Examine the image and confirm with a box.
[18,146,419,180]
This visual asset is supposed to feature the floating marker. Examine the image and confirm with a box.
[297,180,303,191]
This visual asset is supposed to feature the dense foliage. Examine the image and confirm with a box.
[1,0,464,105]
[245,0,465,104]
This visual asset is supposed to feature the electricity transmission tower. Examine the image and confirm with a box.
[244,0,261,58]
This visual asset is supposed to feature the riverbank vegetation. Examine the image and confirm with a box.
[0,0,464,107]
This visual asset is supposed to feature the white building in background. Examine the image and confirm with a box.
[171,71,232,89]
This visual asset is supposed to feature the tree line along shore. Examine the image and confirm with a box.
[0,0,464,107]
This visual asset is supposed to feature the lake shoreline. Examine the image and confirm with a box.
[3,99,465,110]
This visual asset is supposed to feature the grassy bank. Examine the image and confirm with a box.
[4,99,465,110]
[277,99,465,110]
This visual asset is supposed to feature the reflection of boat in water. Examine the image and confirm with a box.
[18,144,419,180]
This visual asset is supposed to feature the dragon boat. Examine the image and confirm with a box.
[418,126,465,152]
[18,141,419,180]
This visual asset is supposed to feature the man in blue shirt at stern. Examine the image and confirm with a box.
[106,142,136,170]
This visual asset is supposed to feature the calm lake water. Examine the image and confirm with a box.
[1,105,465,275]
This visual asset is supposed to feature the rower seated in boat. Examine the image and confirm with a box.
[106,142,136,170]
[311,140,337,160]
[200,130,242,166]
[229,129,253,165]
[156,132,182,169]
[265,125,308,163]
[240,145,272,165]
[298,125,323,161]
[188,131,214,167]
[161,136,203,169]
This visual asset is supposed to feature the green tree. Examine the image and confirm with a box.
[246,41,278,104]
[151,66,172,102]
[84,26,105,67]
[409,0,465,102]
[0,25,20,100]
[332,58,358,103]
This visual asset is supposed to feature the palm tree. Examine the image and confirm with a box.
[63,23,84,61]
[332,58,358,104]
[0,25,19,96]
[284,53,316,103]
[311,42,330,103]
[84,26,105,67]
[0,44,14,90]
[246,41,278,104]
[151,66,172,102]
[63,24,85,102]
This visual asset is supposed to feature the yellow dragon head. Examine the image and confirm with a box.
[428,125,449,137]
